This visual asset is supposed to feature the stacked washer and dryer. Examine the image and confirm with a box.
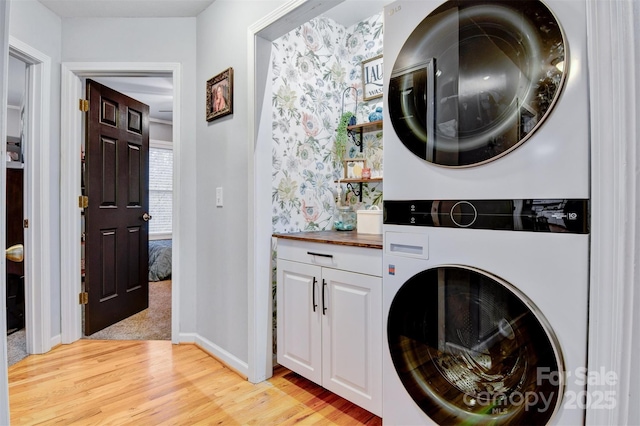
[382,1,590,425]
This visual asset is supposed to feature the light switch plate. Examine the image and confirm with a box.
[216,187,223,207]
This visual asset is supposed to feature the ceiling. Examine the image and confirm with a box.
[7,1,387,123]
[35,0,387,26]
[36,0,216,18]
[321,0,387,28]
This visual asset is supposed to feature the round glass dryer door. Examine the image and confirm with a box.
[387,266,564,425]
[389,0,566,167]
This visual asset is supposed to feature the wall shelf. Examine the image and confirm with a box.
[338,120,383,201]
[347,120,382,133]
[347,120,383,149]
[335,177,383,202]
[336,177,383,184]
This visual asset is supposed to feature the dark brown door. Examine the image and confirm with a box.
[84,79,150,335]
[6,168,24,277]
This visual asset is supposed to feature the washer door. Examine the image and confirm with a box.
[389,0,566,167]
[387,265,563,424]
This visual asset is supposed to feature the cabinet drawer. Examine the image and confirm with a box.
[277,239,382,277]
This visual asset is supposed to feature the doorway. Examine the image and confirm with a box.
[59,63,181,345]
[247,0,387,383]
[5,37,53,360]
[5,54,26,365]
[81,76,173,341]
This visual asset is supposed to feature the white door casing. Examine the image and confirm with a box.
[246,0,348,385]
[59,62,181,345]
[9,36,52,355]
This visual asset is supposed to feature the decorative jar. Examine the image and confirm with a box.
[334,205,356,231]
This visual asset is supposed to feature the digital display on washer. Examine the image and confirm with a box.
[387,266,563,424]
[388,0,567,167]
[384,199,589,234]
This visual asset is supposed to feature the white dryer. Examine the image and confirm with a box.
[382,0,590,200]
[382,209,590,425]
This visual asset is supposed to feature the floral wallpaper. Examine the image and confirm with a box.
[271,13,384,234]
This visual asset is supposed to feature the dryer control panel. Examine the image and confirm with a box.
[384,199,589,234]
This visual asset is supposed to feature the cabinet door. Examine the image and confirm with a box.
[321,268,382,416]
[276,259,322,384]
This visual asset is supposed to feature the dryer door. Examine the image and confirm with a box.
[388,0,566,167]
[387,265,564,425]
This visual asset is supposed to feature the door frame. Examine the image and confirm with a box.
[60,62,181,344]
[8,37,52,355]
[246,0,352,383]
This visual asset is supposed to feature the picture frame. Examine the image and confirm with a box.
[343,159,367,180]
[361,55,383,101]
[206,67,233,122]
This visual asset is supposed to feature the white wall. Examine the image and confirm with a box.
[9,0,62,338]
[150,120,173,142]
[6,107,20,137]
[196,0,286,364]
[61,17,198,334]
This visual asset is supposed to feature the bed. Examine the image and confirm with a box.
[149,239,172,281]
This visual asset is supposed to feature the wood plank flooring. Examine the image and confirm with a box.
[8,340,382,425]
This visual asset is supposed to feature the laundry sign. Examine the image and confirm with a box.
[362,55,383,101]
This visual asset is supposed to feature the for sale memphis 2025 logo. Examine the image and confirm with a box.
[461,367,618,413]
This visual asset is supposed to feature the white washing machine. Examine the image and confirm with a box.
[381,1,591,423]
[382,212,590,425]
[382,0,590,200]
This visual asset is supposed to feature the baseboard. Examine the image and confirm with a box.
[178,332,197,344]
[50,334,61,349]
[193,334,249,379]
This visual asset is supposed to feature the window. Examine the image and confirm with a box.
[149,140,173,239]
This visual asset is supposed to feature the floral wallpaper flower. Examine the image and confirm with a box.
[271,13,384,234]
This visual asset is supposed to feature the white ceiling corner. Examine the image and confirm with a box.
[320,0,387,28]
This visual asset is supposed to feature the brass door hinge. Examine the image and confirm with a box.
[79,292,89,305]
[79,195,89,209]
[79,99,89,112]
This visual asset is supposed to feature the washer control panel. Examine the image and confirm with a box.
[384,199,589,234]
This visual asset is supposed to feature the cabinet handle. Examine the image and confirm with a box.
[322,279,327,315]
[307,251,333,259]
[312,277,317,312]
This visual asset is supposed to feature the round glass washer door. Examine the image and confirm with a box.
[387,265,564,425]
[388,0,567,167]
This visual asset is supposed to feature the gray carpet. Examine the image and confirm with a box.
[84,280,172,341]
[7,328,27,367]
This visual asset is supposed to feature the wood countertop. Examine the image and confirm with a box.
[273,230,383,249]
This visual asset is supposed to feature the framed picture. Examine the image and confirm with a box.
[343,159,367,180]
[206,67,233,122]
[361,55,383,101]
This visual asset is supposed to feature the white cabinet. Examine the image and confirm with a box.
[276,238,382,416]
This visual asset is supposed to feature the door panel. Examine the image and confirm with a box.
[84,79,150,335]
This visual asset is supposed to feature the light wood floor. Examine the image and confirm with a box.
[8,340,382,425]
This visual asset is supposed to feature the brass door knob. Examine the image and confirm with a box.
[5,244,24,262]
